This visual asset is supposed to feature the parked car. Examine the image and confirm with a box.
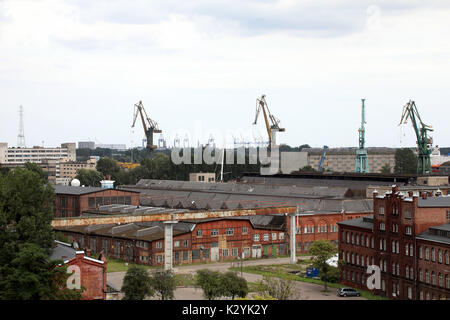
[337,287,361,297]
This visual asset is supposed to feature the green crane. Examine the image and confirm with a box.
[399,100,433,174]
[355,98,369,173]
[131,100,162,152]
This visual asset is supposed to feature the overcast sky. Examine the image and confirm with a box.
[1,0,449,150]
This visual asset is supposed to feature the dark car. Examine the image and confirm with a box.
[337,287,361,297]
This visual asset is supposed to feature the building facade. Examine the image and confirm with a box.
[0,142,76,165]
[338,186,450,300]
[53,185,140,218]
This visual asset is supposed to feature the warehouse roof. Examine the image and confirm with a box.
[417,224,450,245]
[418,196,450,207]
[53,185,139,196]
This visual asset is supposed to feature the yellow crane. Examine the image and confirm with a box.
[131,100,162,152]
[253,95,285,147]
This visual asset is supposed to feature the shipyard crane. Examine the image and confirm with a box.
[131,100,162,152]
[318,145,329,172]
[253,95,285,147]
[355,99,369,173]
[399,100,433,174]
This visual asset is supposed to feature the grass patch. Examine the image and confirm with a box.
[174,274,197,287]
[229,265,388,300]
[107,259,158,273]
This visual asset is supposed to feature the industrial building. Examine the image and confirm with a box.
[53,185,140,218]
[338,186,450,300]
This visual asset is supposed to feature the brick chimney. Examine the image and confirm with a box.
[392,185,399,193]
[408,191,413,197]
[86,248,91,257]
[421,191,428,199]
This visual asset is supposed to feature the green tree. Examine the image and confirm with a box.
[121,265,153,300]
[0,167,82,299]
[196,269,224,300]
[221,271,248,300]
[380,163,391,174]
[308,239,338,292]
[298,165,317,173]
[150,269,176,300]
[75,169,103,187]
[394,148,417,174]
[24,162,46,182]
[96,157,120,177]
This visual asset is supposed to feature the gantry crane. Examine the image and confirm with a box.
[355,98,369,173]
[399,100,433,174]
[131,100,162,152]
[253,95,285,147]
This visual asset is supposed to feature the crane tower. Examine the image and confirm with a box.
[131,101,162,152]
[355,99,369,173]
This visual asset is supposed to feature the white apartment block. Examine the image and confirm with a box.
[0,142,76,165]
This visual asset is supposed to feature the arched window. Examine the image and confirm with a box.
[446,251,449,265]
[410,244,414,257]
[419,269,423,281]
[439,273,443,287]
[419,246,423,259]
[405,243,409,256]
[396,241,399,253]
[432,272,436,285]
[425,270,430,283]
[406,266,410,279]
[425,247,430,260]
[438,249,443,263]
[346,232,349,243]
[356,234,360,246]
[432,248,436,262]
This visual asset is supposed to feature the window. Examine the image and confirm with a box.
[396,241,399,254]
[381,280,385,292]
[156,255,163,263]
[183,240,188,247]
[438,250,443,263]
[346,232,350,244]
[446,275,450,289]
[196,230,203,237]
[254,234,260,242]
[379,206,385,215]
[432,272,436,285]
[222,249,229,257]
[211,229,219,236]
[351,233,354,244]
[405,210,412,219]
[192,249,200,259]
[156,242,162,249]
[88,197,95,208]
[226,228,234,236]
[431,248,436,262]
[243,247,250,257]
[408,287,412,299]
[447,210,450,220]
[405,226,412,235]
[410,244,414,257]
[351,253,354,264]
[393,205,398,215]
[419,269,423,281]
[366,236,369,248]
[420,291,424,300]
[263,234,269,241]
[392,263,396,275]
[425,247,429,260]
[356,254,359,265]
[410,267,413,280]
[379,223,385,231]
[439,273,443,287]
[371,237,374,249]
[446,251,449,265]
[272,233,277,241]
[379,239,383,251]
[396,263,400,276]
[242,227,248,234]
[425,270,430,283]
[406,266,409,279]
[279,233,284,240]
[356,234,360,245]
[174,241,180,248]
[392,240,396,253]
[405,244,409,256]
[419,246,423,259]
[232,248,238,256]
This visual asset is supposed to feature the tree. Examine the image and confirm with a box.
[380,163,391,174]
[75,169,103,187]
[254,275,297,300]
[96,157,120,177]
[196,269,224,300]
[221,271,248,300]
[308,239,338,292]
[121,265,154,300]
[394,148,417,174]
[24,162,46,182]
[150,269,176,300]
[0,167,82,299]
[298,165,317,173]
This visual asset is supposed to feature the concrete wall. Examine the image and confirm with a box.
[308,153,395,173]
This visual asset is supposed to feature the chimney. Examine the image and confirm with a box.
[86,248,91,257]
[408,191,413,197]
[421,191,428,200]
[372,189,378,199]
[392,185,399,193]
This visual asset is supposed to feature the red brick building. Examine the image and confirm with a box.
[338,186,450,300]
[53,185,139,218]
[51,241,108,300]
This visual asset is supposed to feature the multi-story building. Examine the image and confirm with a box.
[78,141,96,150]
[338,186,450,300]
[59,157,97,180]
[0,142,76,165]
[189,172,216,183]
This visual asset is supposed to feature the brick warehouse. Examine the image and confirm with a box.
[53,185,139,218]
[54,215,288,266]
[338,186,450,300]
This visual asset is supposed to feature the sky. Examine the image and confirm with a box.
[0,0,449,150]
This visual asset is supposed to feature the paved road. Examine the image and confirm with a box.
[108,257,366,300]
